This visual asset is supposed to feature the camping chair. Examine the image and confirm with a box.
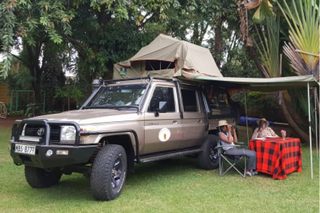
[216,141,247,177]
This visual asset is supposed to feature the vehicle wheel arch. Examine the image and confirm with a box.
[98,132,137,173]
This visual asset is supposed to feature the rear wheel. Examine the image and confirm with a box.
[25,166,62,188]
[90,144,127,201]
[198,135,219,170]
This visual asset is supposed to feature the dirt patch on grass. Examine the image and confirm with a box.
[0,117,24,129]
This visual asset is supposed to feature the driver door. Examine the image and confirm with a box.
[143,84,183,154]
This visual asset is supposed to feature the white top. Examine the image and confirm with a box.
[219,132,235,151]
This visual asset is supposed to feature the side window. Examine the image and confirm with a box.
[148,87,175,113]
[181,89,198,112]
[206,88,231,116]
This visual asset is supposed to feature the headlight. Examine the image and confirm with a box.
[60,126,76,144]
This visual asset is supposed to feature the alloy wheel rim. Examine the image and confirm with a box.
[111,156,123,189]
[208,145,217,162]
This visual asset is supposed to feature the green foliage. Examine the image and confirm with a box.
[233,91,282,120]
[221,47,261,77]
[252,0,274,23]
[0,0,75,78]
[8,110,24,117]
[288,88,309,118]
[55,83,84,103]
[278,0,320,76]
[24,103,43,117]
[0,0,263,112]
[0,1,15,78]
[255,16,280,77]
[6,63,33,90]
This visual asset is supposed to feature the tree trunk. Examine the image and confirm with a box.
[31,66,42,104]
[279,91,309,142]
[214,19,223,68]
[26,42,43,104]
[246,47,269,77]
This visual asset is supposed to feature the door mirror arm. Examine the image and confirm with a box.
[154,110,159,117]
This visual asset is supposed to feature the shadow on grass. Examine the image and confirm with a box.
[26,157,201,202]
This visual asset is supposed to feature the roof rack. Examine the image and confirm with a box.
[103,77,175,85]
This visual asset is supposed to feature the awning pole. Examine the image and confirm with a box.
[318,85,320,154]
[244,91,249,142]
[307,82,313,179]
[314,88,319,157]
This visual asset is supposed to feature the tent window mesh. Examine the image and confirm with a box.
[145,60,175,71]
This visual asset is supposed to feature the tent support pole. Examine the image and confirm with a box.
[244,91,249,142]
[318,83,320,154]
[314,88,319,157]
[307,83,313,179]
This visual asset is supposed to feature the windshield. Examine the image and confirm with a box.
[85,84,147,110]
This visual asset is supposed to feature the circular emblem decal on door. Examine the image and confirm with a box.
[158,128,171,142]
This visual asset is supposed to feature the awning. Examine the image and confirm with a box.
[190,74,319,91]
[187,73,318,179]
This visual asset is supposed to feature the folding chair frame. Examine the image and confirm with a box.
[216,145,247,177]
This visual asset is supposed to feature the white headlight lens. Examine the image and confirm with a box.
[60,126,76,143]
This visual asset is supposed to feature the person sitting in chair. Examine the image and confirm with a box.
[218,120,257,176]
[251,118,279,139]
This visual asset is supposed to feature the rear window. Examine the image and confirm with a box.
[207,88,231,116]
[181,89,198,112]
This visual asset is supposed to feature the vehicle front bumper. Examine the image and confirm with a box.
[10,142,98,169]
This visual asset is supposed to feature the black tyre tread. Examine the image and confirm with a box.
[25,166,62,188]
[198,135,219,170]
[90,144,127,201]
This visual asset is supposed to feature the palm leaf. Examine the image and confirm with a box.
[283,42,309,75]
[254,16,280,77]
[277,0,319,74]
[252,0,274,23]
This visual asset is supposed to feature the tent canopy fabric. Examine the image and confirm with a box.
[186,74,319,91]
[113,34,222,79]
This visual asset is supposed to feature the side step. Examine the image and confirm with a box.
[139,148,202,163]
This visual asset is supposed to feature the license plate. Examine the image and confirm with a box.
[15,144,36,155]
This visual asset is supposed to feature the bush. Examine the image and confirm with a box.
[231,91,285,122]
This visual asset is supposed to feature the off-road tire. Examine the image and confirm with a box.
[198,135,219,170]
[25,166,62,188]
[90,144,127,201]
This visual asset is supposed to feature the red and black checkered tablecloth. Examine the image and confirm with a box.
[249,137,302,180]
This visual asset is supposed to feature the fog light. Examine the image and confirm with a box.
[46,149,53,157]
[56,150,69,156]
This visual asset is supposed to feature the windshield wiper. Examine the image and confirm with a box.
[83,104,116,109]
[83,104,139,111]
[114,105,139,112]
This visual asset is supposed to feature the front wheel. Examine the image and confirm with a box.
[197,135,219,170]
[90,144,127,201]
[25,166,62,188]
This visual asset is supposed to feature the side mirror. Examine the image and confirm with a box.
[154,110,159,117]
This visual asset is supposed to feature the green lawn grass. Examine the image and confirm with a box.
[0,127,319,213]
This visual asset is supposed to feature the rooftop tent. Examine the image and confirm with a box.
[113,34,222,79]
